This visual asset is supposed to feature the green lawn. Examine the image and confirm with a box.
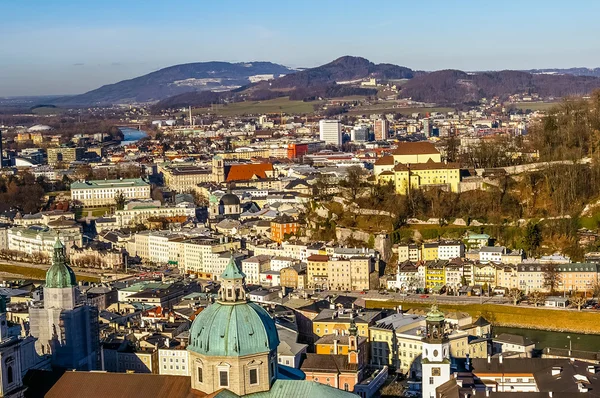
[348,105,455,116]
[512,101,558,112]
[194,97,322,116]
[30,106,64,115]
[0,263,100,283]
[74,206,112,219]
[366,299,600,334]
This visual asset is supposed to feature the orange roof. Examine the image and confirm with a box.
[225,163,273,182]
[392,142,439,156]
[374,155,394,166]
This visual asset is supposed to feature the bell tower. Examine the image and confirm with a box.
[212,155,225,183]
[421,304,451,398]
[347,318,360,365]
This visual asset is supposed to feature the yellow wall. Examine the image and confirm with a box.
[392,153,441,164]
[392,167,460,195]
[422,247,439,261]
[313,322,370,339]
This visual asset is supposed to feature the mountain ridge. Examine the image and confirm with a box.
[50,61,295,106]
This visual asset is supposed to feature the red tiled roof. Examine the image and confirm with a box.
[374,155,394,166]
[392,142,439,156]
[225,163,273,182]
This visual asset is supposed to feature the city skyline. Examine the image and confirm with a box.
[2,0,600,96]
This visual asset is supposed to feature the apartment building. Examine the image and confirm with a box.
[307,255,375,291]
[242,255,271,284]
[115,201,196,228]
[8,226,82,258]
[47,146,85,165]
[71,178,151,207]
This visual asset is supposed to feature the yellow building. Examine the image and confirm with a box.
[421,243,439,261]
[389,161,461,195]
[424,260,446,292]
[374,142,460,195]
[312,309,382,340]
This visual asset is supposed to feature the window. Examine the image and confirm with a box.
[344,383,349,391]
[249,368,258,385]
[219,370,229,387]
[7,366,13,384]
[429,377,434,385]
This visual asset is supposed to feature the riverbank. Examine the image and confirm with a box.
[0,263,100,283]
[365,299,600,335]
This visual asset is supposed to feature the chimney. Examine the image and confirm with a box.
[551,366,562,376]
[548,392,553,397]
[487,355,491,364]
[499,354,503,364]
[588,365,597,374]
[485,389,490,397]
[333,339,338,354]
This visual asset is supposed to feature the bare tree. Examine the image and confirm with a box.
[543,265,562,293]
[569,293,588,311]
[508,288,524,305]
[529,291,545,307]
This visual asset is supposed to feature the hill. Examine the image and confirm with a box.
[50,61,295,106]
[155,56,415,109]
[266,56,414,89]
[526,67,600,77]
[400,70,600,104]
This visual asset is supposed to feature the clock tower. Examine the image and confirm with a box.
[421,304,451,398]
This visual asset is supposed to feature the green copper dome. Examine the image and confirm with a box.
[45,238,77,288]
[426,303,445,322]
[188,301,279,357]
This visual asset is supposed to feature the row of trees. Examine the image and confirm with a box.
[508,288,595,311]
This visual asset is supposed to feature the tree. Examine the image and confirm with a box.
[529,291,545,307]
[114,191,126,210]
[592,282,600,302]
[523,222,542,257]
[313,173,335,200]
[543,265,562,293]
[367,234,375,250]
[340,166,367,202]
[569,293,588,311]
[508,288,524,305]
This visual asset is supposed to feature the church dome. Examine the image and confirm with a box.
[46,239,77,288]
[188,255,279,357]
[220,193,240,206]
[188,300,279,357]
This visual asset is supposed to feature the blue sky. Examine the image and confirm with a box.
[1,0,600,96]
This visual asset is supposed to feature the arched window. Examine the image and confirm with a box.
[344,383,349,391]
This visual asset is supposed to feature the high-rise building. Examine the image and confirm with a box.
[319,120,342,147]
[351,126,369,142]
[374,119,389,141]
[29,239,99,370]
[422,118,431,137]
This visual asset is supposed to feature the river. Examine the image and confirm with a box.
[494,326,600,352]
[118,127,149,145]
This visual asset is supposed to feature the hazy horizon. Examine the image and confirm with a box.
[2,0,600,96]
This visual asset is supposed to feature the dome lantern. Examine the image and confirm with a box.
[45,237,76,289]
